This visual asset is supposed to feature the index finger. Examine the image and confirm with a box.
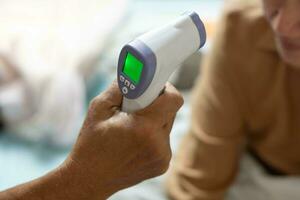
[89,80,123,118]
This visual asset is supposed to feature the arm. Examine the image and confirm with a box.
[0,82,183,200]
[0,166,106,200]
[166,8,248,200]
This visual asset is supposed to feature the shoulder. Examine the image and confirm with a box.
[219,0,271,50]
[205,1,275,77]
[210,0,279,77]
[201,1,282,115]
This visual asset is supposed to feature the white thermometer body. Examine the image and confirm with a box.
[117,12,206,113]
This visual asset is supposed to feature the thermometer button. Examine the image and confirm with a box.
[120,75,125,82]
[122,87,128,94]
[130,84,136,90]
[124,80,131,87]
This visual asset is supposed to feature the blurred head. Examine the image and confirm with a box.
[262,0,300,68]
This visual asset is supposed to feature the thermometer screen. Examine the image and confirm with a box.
[123,52,144,84]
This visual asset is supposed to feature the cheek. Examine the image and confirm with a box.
[276,40,300,67]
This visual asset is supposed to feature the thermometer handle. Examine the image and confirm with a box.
[122,84,164,113]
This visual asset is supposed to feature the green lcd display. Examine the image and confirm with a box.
[123,52,144,84]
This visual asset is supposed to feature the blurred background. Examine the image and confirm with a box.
[0,0,223,199]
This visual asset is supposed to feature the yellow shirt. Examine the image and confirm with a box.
[166,2,300,200]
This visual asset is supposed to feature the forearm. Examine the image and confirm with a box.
[0,169,69,200]
[0,163,109,200]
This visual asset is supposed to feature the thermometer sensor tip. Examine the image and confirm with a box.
[185,11,207,48]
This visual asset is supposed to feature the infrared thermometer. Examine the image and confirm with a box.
[117,11,206,113]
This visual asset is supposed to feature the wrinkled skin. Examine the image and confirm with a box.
[64,81,184,199]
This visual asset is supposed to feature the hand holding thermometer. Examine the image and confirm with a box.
[118,11,206,113]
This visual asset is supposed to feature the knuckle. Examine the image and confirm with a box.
[157,158,171,175]
[89,96,101,108]
[171,92,184,109]
[144,146,172,176]
[163,91,184,112]
[89,94,111,110]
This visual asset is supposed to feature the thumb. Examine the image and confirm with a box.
[89,80,123,119]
